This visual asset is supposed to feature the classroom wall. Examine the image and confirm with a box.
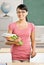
[0,0,44,48]
[0,0,23,21]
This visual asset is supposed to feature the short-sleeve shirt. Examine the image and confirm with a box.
[8,22,35,60]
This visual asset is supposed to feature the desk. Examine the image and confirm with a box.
[7,62,44,65]
[0,48,44,53]
[0,48,44,63]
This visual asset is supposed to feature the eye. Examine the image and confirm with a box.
[17,11,21,13]
[22,11,25,13]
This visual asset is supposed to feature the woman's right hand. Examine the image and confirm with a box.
[5,37,13,41]
[13,37,22,44]
[5,37,22,45]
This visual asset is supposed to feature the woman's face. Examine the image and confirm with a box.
[16,8,28,20]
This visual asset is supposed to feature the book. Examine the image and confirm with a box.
[2,33,23,45]
[2,33,17,37]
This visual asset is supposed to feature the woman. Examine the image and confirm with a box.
[6,4,36,62]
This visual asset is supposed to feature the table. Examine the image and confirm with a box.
[7,62,44,65]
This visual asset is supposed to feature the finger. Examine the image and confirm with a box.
[31,52,36,58]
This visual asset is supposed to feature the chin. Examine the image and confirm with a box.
[19,18,23,20]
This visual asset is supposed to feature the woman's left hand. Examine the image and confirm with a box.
[31,49,36,58]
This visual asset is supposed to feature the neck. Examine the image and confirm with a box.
[18,19,27,23]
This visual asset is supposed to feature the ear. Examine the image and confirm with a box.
[26,12,28,16]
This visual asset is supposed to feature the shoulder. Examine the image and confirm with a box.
[8,22,16,27]
[28,22,35,25]
[28,22,35,31]
[8,22,16,30]
[28,22,35,27]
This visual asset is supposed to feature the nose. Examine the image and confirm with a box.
[18,12,23,17]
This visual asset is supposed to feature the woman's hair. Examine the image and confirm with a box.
[16,4,28,21]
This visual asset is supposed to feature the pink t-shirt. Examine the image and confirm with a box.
[8,22,35,60]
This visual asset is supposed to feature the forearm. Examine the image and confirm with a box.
[5,40,19,45]
[31,41,36,51]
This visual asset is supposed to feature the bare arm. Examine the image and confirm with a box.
[31,30,36,51]
[5,28,13,41]
[30,30,36,58]
[6,26,21,45]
